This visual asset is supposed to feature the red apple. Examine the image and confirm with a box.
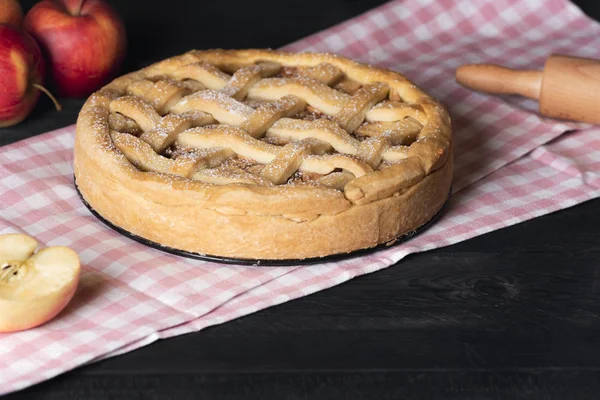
[0,0,23,26]
[0,24,58,127]
[24,0,126,98]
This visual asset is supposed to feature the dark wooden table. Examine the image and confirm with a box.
[4,1,600,398]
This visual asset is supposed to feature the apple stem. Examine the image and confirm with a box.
[32,84,62,112]
[76,0,85,15]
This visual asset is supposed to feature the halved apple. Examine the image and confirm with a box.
[0,234,80,333]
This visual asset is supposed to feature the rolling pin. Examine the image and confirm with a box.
[455,54,600,124]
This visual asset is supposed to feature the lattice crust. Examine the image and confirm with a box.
[78,49,451,214]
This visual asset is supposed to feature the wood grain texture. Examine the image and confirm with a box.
[9,371,600,400]
[540,55,600,124]
[3,0,600,399]
[6,198,600,399]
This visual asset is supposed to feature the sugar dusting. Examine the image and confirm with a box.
[91,55,416,192]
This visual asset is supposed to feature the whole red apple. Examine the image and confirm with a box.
[0,0,23,26]
[0,24,47,127]
[24,0,126,98]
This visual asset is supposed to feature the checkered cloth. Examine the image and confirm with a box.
[1,0,599,394]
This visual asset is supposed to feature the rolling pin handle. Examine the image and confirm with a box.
[456,64,543,100]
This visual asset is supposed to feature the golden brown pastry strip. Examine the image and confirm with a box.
[240,95,306,138]
[248,76,350,115]
[222,62,281,100]
[164,61,230,90]
[317,171,356,190]
[170,90,254,125]
[301,154,372,178]
[354,118,422,142]
[126,79,188,115]
[261,139,330,184]
[109,112,141,136]
[333,83,389,133]
[111,131,206,177]
[366,101,428,124]
[139,112,213,153]
[299,63,345,86]
[176,125,278,163]
[344,157,425,205]
[267,118,359,155]
[109,96,161,132]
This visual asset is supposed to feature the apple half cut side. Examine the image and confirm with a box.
[0,234,80,333]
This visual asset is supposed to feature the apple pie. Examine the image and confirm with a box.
[74,49,452,261]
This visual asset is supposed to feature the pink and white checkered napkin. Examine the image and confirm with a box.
[1,0,599,394]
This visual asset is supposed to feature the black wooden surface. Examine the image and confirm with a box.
[3,1,600,398]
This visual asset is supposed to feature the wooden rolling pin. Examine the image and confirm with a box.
[455,54,600,124]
